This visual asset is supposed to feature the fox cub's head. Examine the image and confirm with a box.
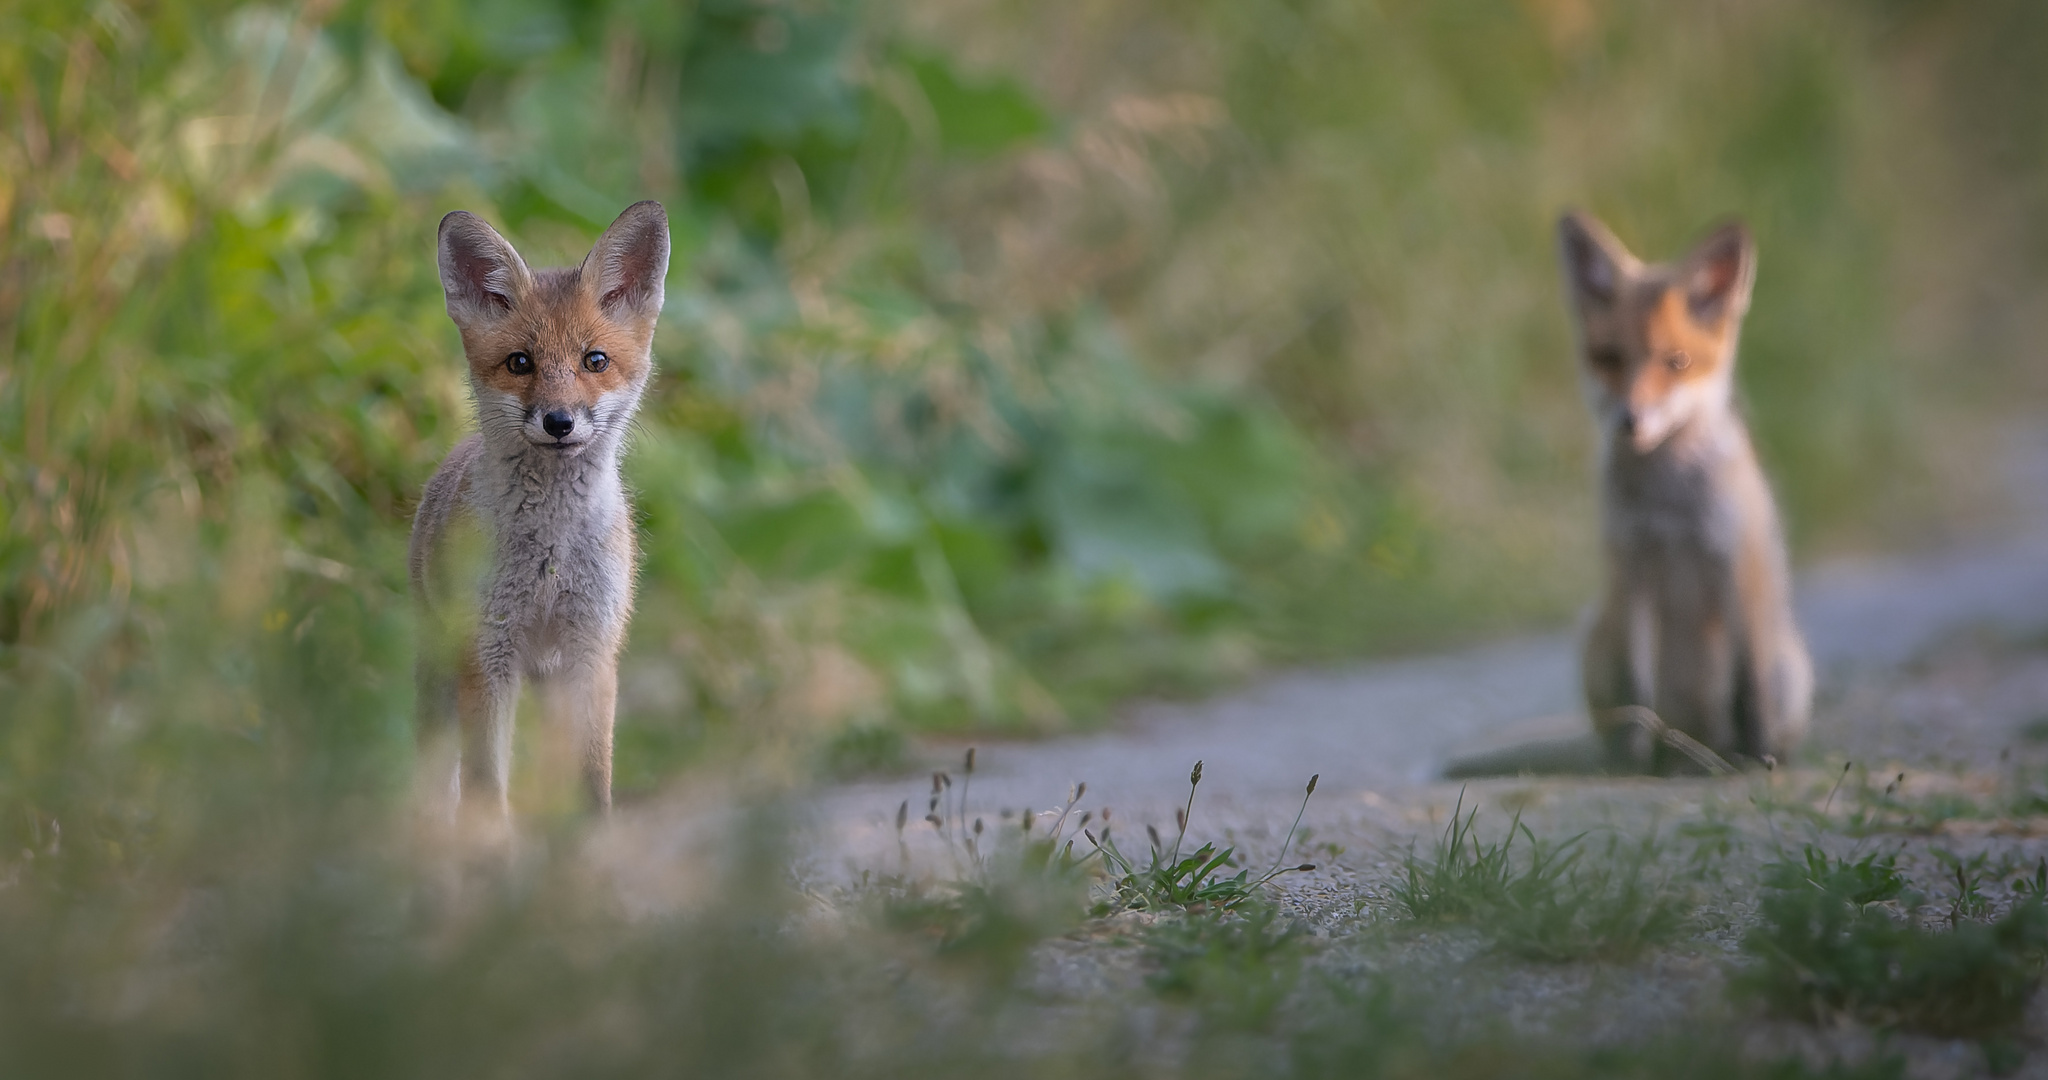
[437,201,669,457]
[1558,210,1755,455]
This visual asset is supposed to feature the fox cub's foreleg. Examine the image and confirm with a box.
[412,591,520,823]
[456,632,522,818]
[1583,562,1744,774]
[415,622,620,820]
[1582,588,1647,768]
[416,606,622,819]
[535,655,619,812]
[1585,562,1808,772]
[1647,567,1742,769]
[1733,606,1812,764]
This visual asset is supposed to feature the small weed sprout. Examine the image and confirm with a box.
[875,748,1100,964]
[915,748,1104,880]
[1088,763,1319,914]
[2012,857,2048,902]
[1818,764,2034,835]
[1822,760,1853,816]
[1934,848,1993,925]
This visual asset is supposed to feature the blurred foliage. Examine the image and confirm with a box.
[6,0,2048,830]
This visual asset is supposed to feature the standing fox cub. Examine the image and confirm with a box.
[1559,210,1811,772]
[410,201,669,818]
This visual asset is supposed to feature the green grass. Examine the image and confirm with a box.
[1390,794,1691,962]
[1088,762,1319,914]
[1738,843,2048,1039]
[1142,901,1310,1032]
[1286,996,1910,1080]
[1778,759,2048,836]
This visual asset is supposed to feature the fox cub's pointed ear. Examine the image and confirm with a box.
[583,201,670,322]
[1682,220,1755,325]
[438,211,531,327]
[1558,210,1635,307]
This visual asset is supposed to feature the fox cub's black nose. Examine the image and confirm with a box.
[542,411,576,439]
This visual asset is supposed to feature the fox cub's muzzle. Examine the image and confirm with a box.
[522,403,595,450]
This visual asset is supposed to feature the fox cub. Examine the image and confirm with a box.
[410,201,669,818]
[1558,210,1811,772]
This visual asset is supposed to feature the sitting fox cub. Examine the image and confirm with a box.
[1558,210,1811,772]
[410,201,669,818]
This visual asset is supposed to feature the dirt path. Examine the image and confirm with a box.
[806,429,2048,865]
[594,428,2048,1077]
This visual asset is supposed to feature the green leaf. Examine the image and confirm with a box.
[902,51,1049,156]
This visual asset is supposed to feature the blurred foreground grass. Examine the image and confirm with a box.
[0,738,2007,1078]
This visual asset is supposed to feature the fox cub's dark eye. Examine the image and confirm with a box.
[582,351,609,374]
[1667,351,1691,372]
[506,352,534,375]
[1588,347,1624,371]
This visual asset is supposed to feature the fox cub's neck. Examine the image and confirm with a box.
[1599,391,1745,473]
[475,428,631,521]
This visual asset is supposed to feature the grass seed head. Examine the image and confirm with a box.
[965,747,976,774]
[895,800,908,833]
[1148,824,1163,851]
[1307,774,1319,796]
[1191,761,1204,787]
[1823,762,1852,815]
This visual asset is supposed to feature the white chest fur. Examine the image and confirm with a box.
[467,443,634,675]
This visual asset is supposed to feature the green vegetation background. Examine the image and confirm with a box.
[7,3,2048,1074]
[6,0,2048,817]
